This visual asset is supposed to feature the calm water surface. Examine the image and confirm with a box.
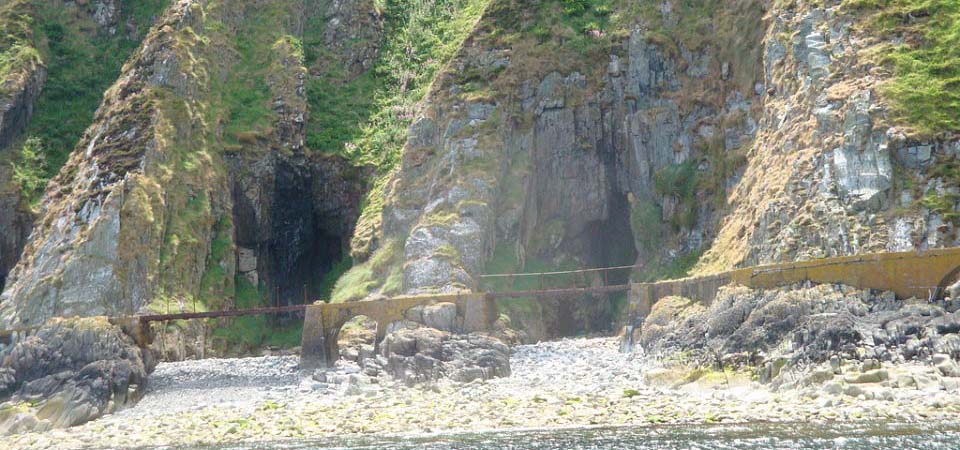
[191,422,960,449]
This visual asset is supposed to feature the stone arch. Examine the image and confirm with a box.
[935,265,960,300]
[335,315,378,363]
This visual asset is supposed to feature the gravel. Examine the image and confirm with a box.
[118,356,301,417]
[5,337,960,449]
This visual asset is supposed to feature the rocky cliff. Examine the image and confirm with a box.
[697,0,960,272]
[0,0,167,293]
[328,0,959,340]
[0,0,44,292]
[0,0,372,330]
[1,0,958,342]
[336,0,767,338]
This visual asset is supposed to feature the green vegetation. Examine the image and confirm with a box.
[330,239,404,303]
[305,0,490,169]
[316,256,354,302]
[644,248,704,281]
[0,0,39,94]
[844,0,960,137]
[210,275,303,351]
[629,198,663,253]
[654,162,699,230]
[207,3,288,145]
[12,0,169,205]
[10,137,46,200]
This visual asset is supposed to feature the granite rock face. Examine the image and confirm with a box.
[0,174,31,292]
[0,0,372,332]
[357,3,766,339]
[316,0,383,78]
[0,1,45,291]
[0,0,208,328]
[0,317,153,435]
[377,327,510,385]
[0,53,44,152]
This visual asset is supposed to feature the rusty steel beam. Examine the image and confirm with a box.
[138,305,308,323]
[479,265,640,279]
[489,284,631,299]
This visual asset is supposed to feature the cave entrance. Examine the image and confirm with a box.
[231,155,365,318]
[588,189,639,284]
[567,189,639,335]
[266,159,346,307]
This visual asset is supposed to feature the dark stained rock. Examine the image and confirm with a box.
[0,317,153,435]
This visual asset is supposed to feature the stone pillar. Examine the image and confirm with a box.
[463,293,498,332]
[300,305,328,371]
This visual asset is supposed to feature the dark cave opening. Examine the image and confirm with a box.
[545,190,640,338]
[230,156,364,318]
[266,160,346,307]
[589,190,640,283]
[577,190,639,333]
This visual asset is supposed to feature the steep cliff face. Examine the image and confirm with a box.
[0,0,44,152]
[0,0,380,333]
[1,0,957,343]
[697,0,960,273]
[335,0,959,339]
[0,0,44,291]
[336,0,765,338]
[0,0,169,291]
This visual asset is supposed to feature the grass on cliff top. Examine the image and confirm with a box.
[0,0,40,95]
[305,0,491,170]
[11,0,169,205]
[844,0,960,137]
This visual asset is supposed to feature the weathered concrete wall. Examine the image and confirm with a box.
[300,292,497,370]
[625,247,960,342]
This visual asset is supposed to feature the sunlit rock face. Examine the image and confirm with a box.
[0,0,377,331]
[344,0,960,343]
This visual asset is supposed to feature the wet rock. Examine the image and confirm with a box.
[0,317,152,435]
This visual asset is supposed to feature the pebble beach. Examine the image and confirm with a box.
[5,337,960,449]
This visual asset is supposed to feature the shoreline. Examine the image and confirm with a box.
[4,337,960,449]
[185,420,960,450]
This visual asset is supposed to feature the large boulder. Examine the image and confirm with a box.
[377,327,510,385]
[0,317,153,435]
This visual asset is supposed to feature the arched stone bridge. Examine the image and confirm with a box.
[299,292,498,370]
